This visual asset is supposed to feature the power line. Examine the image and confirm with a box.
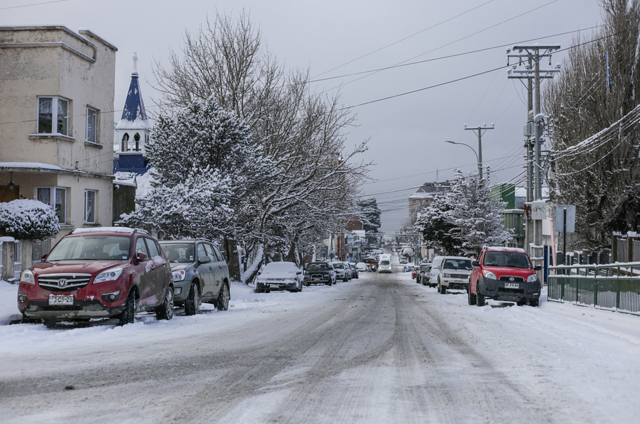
[0,0,71,11]
[324,0,561,93]
[344,30,620,110]
[310,25,601,85]
[312,0,496,79]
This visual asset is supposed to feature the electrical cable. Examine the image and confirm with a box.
[312,0,496,79]
[323,0,560,93]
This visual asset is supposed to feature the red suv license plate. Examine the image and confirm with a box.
[49,294,74,306]
[504,283,519,289]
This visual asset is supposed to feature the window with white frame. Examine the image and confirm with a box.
[37,97,69,136]
[37,187,67,224]
[84,190,96,223]
[86,107,97,143]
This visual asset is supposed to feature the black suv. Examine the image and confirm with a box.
[304,262,335,286]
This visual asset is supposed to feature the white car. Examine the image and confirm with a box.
[436,256,473,294]
[255,262,304,293]
[355,262,369,272]
[379,259,392,273]
[429,256,444,287]
[331,262,349,282]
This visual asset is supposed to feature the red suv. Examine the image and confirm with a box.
[18,227,174,325]
[469,247,541,307]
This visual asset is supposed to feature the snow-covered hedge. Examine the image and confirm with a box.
[0,199,60,240]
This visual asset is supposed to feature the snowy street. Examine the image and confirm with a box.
[0,271,639,424]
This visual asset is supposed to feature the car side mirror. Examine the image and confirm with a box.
[41,253,48,261]
[534,265,542,271]
[472,261,480,267]
[137,251,148,262]
[199,255,211,264]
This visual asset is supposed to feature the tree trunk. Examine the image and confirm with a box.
[223,236,241,282]
[285,238,298,264]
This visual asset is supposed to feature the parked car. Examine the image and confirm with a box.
[355,262,369,272]
[343,262,354,280]
[379,259,392,273]
[18,227,174,325]
[436,256,473,294]
[348,262,359,279]
[159,239,230,315]
[469,247,542,307]
[429,256,444,287]
[399,256,408,264]
[331,262,349,282]
[304,262,335,286]
[417,263,432,286]
[363,257,378,272]
[255,262,304,293]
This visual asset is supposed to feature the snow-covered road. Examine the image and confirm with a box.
[0,271,639,423]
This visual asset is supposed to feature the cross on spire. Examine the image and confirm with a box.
[132,51,138,75]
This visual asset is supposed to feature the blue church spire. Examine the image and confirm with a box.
[118,52,149,127]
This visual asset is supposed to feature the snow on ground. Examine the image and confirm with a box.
[1,269,640,422]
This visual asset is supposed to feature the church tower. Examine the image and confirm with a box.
[113,52,151,175]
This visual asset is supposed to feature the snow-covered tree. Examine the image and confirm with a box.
[447,172,511,255]
[0,199,59,240]
[544,0,640,250]
[414,193,461,255]
[153,11,370,280]
[415,172,511,256]
[121,98,269,245]
[357,198,381,233]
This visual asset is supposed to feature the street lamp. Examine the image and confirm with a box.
[444,140,482,180]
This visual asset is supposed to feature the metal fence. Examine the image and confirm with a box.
[548,263,640,314]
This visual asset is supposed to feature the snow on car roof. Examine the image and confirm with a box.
[72,227,149,235]
[484,246,526,253]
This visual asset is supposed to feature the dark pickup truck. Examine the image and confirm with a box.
[303,262,335,286]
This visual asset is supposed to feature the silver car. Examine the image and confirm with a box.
[159,240,230,315]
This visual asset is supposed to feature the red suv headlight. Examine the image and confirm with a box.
[94,268,124,284]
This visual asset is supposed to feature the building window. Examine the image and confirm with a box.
[37,97,69,135]
[134,133,140,151]
[37,187,67,224]
[84,190,96,223]
[86,107,97,143]
[121,133,129,152]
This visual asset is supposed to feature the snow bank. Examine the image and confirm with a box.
[0,281,20,325]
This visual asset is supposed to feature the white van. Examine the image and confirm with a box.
[428,256,444,288]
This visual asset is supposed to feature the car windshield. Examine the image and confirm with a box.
[333,263,344,269]
[307,263,328,271]
[443,259,472,270]
[421,265,431,271]
[47,236,131,261]
[483,251,532,269]
[381,260,390,265]
[161,243,195,263]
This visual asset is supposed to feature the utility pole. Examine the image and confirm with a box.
[464,123,494,182]
[507,45,560,260]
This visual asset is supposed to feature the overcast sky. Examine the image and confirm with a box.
[1,0,603,233]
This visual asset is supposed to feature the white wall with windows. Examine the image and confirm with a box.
[0,26,116,246]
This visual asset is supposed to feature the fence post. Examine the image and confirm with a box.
[627,236,633,263]
[612,234,618,262]
[594,266,598,307]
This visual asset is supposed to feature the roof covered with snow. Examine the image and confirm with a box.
[0,162,63,170]
[72,227,148,235]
